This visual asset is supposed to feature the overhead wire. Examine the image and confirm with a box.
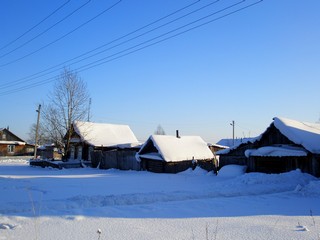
[0,0,263,97]
[0,0,123,68]
[0,0,262,96]
[75,0,250,72]
[0,0,92,60]
[0,0,202,89]
[0,0,71,52]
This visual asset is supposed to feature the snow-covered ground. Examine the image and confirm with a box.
[0,158,319,240]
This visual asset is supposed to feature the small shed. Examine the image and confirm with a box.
[217,117,320,177]
[137,135,215,173]
[37,144,63,160]
[68,121,141,165]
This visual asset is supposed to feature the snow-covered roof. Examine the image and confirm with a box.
[217,117,320,155]
[216,138,256,148]
[138,135,214,162]
[273,117,320,154]
[0,141,26,145]
[216,137,259,155]
[245,145,308,158]
[72,121,139,147]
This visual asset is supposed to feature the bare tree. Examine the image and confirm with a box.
[27,122,50,145]
[154,124,166,135]
[41,68,90,159]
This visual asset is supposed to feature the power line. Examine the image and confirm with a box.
[0,0,71,52]
[0,0,263,96]
[0,0,263,97]
[75,0,256,72]
[0,0,201,89]
[0,0,92,60]
[0,0,122,67]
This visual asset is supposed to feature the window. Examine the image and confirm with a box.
[7,145,15,153]
[2,133,6,140]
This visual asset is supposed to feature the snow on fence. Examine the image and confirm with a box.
[91,150,140,171]
[0,156,30,164]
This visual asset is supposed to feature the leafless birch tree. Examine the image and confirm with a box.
[41,68,90,159]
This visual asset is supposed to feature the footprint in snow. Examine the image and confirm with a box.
[0,223,16,230]
[296,225,310,232]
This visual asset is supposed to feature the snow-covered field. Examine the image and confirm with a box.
[0,158,319,240]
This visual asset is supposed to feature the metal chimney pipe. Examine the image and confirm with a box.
[176,130,180,138]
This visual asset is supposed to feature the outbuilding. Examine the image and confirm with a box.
[137,135,215,173]
[68,121,140,164]
[217,117,320,177]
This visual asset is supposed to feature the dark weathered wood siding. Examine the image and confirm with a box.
[217,123,320,177]
[140,158,193,173]
[247,156,311,174]
[91,149,140,171]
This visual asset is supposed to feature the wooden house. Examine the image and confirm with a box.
[0,127,33,156]
[137,135,215,173]
[217,117,320,177]
[67,121,141,164]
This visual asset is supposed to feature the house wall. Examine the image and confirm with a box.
[0,128,29,156]
[0,144,28,156]
[91,149,140,171]
[218,142,255,168]
[258,124,295,146]
[141,158,194,173]
[311,155,320,177]
[141,158,215,174]
[247,156,311,174]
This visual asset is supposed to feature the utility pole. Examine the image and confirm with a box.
[230,120,235,146]
[87,98,91,122]
[34,104,41,159]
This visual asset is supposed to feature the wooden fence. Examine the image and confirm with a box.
[91,149,141,171]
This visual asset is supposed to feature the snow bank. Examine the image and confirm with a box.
[218,164,247,178]
[295,180,320,197]
[0,159,320,240]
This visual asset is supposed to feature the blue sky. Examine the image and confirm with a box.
[0,0,319,143]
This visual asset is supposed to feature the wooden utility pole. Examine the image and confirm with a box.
[34,104,41,159]
[230,120,235,146]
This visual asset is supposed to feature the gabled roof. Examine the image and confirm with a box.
[273,117,320,154]
[0,127,26,144]
[72,121,139,148]
[137,135,214,162]
[217,117,320,155]
[216,137,256,148]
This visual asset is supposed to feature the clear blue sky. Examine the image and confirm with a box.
[0,0,319,143]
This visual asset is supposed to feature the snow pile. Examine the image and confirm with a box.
[296,180,320,197]
[218,164,247,178]
[0,157,29,165]
[178,167,213,176]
